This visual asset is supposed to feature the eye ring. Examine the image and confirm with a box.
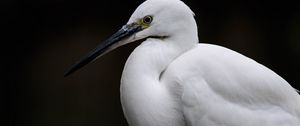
[142,15,153,24]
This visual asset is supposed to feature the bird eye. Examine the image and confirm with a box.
[142,15,153,24]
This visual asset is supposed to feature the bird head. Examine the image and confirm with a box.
[64,0,197,76]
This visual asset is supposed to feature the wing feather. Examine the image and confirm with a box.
[162,44,300,126]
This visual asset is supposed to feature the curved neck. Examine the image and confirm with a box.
[120,39,193,126]
[123,40,183,80]
[120,17,198,126]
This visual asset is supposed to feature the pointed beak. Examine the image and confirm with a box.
[64,23,143,77]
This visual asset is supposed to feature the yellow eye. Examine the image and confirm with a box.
[142,15,153,24]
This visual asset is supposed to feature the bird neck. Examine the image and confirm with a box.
[120,39,194,126]
[123,39,195,80]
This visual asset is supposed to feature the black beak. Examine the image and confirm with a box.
[64,23,143,77]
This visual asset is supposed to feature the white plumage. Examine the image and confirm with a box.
[66,0,300,125]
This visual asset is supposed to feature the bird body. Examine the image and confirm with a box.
[163,44,300,126]
[65,0,300,125]
[121,40,300,126]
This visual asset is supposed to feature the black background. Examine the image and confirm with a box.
[3,0,300,126]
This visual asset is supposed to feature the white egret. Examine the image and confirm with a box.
[65,0,300,125]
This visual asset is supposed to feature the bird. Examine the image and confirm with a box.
[64,0,300,125]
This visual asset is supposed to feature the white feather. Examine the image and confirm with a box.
[107,0,300,125]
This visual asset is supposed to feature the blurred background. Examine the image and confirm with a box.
[3,0,300,126]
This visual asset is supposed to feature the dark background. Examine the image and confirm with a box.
[3,0,300,126]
